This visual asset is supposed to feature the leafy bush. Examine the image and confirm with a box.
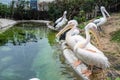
[73,10,86,23]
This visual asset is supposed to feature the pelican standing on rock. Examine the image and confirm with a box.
[93,6,110,31]
[73,23,110,77]
[53,11,68,30]
[56,20,110,76]
[74,23,110,70]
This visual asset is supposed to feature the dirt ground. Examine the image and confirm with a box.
[98,13,120,69]
[87,13,120,79]
[100,13,120,53]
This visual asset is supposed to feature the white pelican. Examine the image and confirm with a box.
[93,6,110,31]
[74,23,110,68]
[56,20,110,76]
[53,11,68,30]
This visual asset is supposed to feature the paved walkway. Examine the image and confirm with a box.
[0,18,50,33]
[0,19,17,29]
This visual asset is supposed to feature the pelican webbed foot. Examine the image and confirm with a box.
[82,69,92,77]
[73,60,82,68]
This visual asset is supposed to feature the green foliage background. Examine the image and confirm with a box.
[0,0,120,20]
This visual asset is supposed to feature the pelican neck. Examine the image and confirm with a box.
[101,9,106,18]
[84,28,90,48]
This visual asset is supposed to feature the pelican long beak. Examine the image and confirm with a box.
[89,26,98,38]
[89,27,102,49]
[104,9,110,18]
[56,24,73,38]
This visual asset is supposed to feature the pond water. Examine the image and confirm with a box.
[0,23,81,80]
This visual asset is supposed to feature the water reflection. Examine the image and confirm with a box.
[0,23,82,80]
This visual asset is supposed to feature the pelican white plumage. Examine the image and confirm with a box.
[93,6,110,31]
[53,11,68,30]
[56,20,110,75]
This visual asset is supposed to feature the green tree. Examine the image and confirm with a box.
[10,0,15,18]
[13,0,31,19]
[48,0,120,22]
[0,3,11,18]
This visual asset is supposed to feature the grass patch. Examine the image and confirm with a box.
[110,29,120,42]
[107,77,120,80]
